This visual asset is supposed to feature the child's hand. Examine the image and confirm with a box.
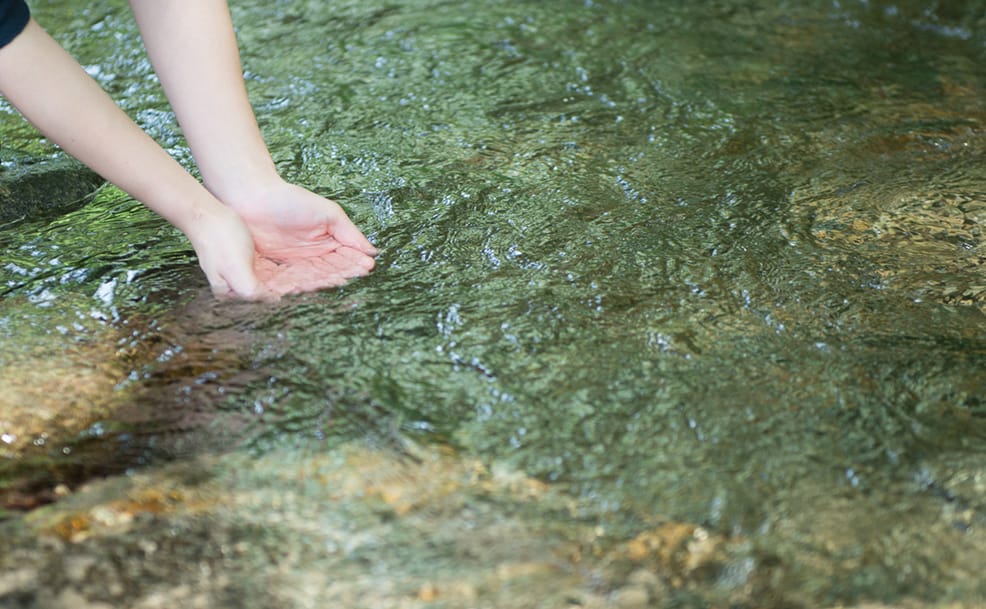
[184,203,275,301]
[2,7,376,302]
[226,180,378,296]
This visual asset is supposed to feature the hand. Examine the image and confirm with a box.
[225,180,378,296]
[125,1,376,297]
[184,202,275,300]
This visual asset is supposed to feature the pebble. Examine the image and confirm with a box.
[0,568,36,597]
[613,584,651,609]
[627,568,667,601]
[51,588,115,609]
[63,555,97,583]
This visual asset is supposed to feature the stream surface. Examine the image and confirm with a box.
[2,0,986,607]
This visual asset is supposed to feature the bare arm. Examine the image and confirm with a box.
[0,19,271,299]
[1,4,374,299]
[127,0,276,204]
[128,0,377,294]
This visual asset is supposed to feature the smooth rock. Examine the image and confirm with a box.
[0,148,103,222]
[613,584,651,609]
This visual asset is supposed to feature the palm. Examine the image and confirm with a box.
[235,184,377,296]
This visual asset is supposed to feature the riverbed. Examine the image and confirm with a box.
[2,1,985,607]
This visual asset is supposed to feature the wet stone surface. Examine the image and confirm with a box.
[0,443,871,608]
[0,148,103,223]
[1,441,983,608]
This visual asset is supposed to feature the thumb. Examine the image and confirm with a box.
[324,206,378,256]
[328,214,378,256]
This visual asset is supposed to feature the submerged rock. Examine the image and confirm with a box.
[0,148,104,223]
[3,438,981,609]
[0,295,256,517]
[0,442,594,608]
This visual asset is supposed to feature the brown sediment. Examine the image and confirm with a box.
[0,296,263,516]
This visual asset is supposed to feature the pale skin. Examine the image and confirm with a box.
[0,1,377,300]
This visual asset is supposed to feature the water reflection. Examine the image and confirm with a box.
[2,0,986,606]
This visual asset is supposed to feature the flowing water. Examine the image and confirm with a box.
[2,0,986,607]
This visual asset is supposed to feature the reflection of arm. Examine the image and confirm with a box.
[0,19,267,298]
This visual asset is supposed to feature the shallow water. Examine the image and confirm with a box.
[2,0,986,607]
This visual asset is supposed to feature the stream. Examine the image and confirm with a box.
[2,0,986,607]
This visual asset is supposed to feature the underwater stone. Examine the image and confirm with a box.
[612,584,651,609]
[0,148,104,223]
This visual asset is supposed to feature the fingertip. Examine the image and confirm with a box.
[212,285,234,300]
[328,215,379,256]
[207,273,233,299]
[335,246,376,275]
[352,234,378,257]
[356,250,376,273]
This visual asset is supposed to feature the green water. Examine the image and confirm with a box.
[2,0,986,607]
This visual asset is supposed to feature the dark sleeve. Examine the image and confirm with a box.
[0,0,30,49]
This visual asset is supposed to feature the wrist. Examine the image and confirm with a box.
[168,191,237,246]
[202,164,283,210]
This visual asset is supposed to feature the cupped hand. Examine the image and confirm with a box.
[228,181,378,296]
[185,202,275,301]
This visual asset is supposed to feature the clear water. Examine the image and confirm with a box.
[2,0,986,607]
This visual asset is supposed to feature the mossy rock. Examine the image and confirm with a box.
[0,148,105,223]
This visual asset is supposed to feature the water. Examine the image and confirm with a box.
[2,0,986,607]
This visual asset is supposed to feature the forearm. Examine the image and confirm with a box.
[0,19,224,239]
[128,0,278,203]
